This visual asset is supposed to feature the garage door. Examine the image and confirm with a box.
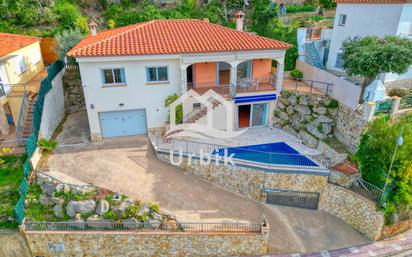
[99,109,147,138]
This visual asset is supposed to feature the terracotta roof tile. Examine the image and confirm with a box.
[68,19,292,58]
[0,33,40,57]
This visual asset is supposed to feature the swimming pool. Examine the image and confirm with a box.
[214,142,319,167]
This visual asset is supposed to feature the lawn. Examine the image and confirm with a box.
[0,155,25,228]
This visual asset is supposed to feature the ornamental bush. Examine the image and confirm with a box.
[290,69,303,79]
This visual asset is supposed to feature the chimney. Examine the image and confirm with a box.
[235,10,245,31]
[203,18,209,23]
[88,20,98,36]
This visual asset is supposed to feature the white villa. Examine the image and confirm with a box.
[68,17,291,140]
[298,0,412,101]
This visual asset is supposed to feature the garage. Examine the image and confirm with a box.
[99,109,148,138]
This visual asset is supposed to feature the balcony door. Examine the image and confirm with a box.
[237,103,268,128]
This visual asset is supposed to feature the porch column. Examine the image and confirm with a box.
[180,64,189,94]
[229,63,238,97]
[275,61,284,93]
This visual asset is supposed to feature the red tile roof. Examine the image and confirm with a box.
[0,33,40,57]
[335,0,405,3]
[68,19,292,58]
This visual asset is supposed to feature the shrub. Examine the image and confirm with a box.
[126,201,141,219]
[54,1,89,34]
[103,210,118,220]
[149,202,160,213]
[55,28,83,60]
[387,87,409,98]
[38,139,58,153]
[165,94,183,124]
[290,69,303,79]
[327,99,339,108]
[286,4,315,13]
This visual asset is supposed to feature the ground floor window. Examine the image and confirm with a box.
[237,102,268,128]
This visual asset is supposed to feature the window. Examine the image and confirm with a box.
[338,14,347,26]
[15,55,27,75]
[193,103,201,110]
[335,53,344,69]
[146,66,168,82]
[102,68,126,85]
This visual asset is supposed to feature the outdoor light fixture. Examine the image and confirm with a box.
[119,103,124,107]
[90,104,94,109]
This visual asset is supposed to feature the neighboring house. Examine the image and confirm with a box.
[68,18,291,141]
[0,33,46,137]
[298,0,412,101]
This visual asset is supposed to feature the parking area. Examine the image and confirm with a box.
[47,112,370,254]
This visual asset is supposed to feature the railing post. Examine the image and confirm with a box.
[325,84,330,96]
[310,81,313,94]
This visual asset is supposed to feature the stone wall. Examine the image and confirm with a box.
[157,152,328,202]
[39,69,65,140]
[334,104,367,153]
[63,69,86,114]
[380,218,412,239]
[317,141,348,167]
[24,230,268,257]
[319,184,384,240]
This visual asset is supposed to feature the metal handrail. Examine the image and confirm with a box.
[24,221,263,233]
[15,92,29,140]
[287,76,333,96]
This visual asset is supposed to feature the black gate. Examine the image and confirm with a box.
[266,190,320,210]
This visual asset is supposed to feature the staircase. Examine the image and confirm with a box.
[21,93,37,140]
[305,42,325,69]
[184,99,222,123]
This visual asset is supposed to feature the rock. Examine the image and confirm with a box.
[315,115,333,123]
[286,105,295,115]
[86,215,102,228]
[299,95,310,105]
[41,183,56,197]
[96,200,110,216]
[66,200,96,217]
[279,97,289,106]
[272,116,282,126]
[287,95,297,105]
[322,123,332,135]
[294,105,311,115]
[63,184,70,194]
[306,123,327,140]
[151,211,163,221]
[277,111,289,121]
[282,125,298,136]
[313,107,327,115]
[113,199,133,216]
[138,204,150,217]
[56,183,64,192]
[53,204,64,218]
[123,217,140,229]
[144,219,161,229]
[51,197,65,206]
[39,194,54,206]
[74,213,82,221]
[276,101,286,110]
[298,130,319,148]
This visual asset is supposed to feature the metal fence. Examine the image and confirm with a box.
[328,172,384,204]
[155,137,328,169]
[14,60,65,225]
[286,76,333,96]
[24,221,262,233]
[266,189,320,210]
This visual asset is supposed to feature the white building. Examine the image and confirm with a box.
[68,18,290,141]
[298,0,412,101]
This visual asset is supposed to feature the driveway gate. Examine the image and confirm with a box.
[266,189,320,210]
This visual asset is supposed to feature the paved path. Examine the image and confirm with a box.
[48,133,369,254]
[0,230,31,257]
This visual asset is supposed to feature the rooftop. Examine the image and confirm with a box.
[0,33,40,57]
[68,19,292,58]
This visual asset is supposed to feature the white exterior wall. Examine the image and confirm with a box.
[327,4,403,71]
[77,56,182,139]
[39,69,65,140]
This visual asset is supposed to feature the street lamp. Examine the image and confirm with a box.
[381,126,404,206]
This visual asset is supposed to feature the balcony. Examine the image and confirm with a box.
[187,73,276,98]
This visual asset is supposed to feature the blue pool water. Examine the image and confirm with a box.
[214,142,319,167]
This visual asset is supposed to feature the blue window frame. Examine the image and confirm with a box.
[102,68,126,85]
[146,66,168,82]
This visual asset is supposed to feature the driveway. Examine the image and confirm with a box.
[48,113,370,254]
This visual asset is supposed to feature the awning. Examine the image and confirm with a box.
[234,94,277,104]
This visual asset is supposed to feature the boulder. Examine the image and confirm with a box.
[151,211,163,221]
[51,197,65,206]
[138,204,150,217]
[287,95,297,105]
[56,183,64,193]
[53,204,64,218]
[286,105,295,115]
[39,194,54,206]
[323,98,332,107]
[297,130,318,148]
[282,125,298,136]
[306,123,327,140]
[144,219,161,229]
[322,123,332,135]
[113,199,133,216]
[96,200,110,216]
[41,183,56,197]
[277,111,289,121]
[294,105,311,115]
[66,200,96,217]
[272,116,282,126]
[299,95,310,105]
[277,101,286,110]
[313,107,327,115]
[123,217,140,229]
[63,184,71,194]
[315,115,333,123]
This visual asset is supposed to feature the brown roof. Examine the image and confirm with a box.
[0,33,40,57]
[67,19,292,58]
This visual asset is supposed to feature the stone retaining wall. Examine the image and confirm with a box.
[157,152,328,202]
[319,184,384,240]
[380,218,412,239]
[24,230,268,257]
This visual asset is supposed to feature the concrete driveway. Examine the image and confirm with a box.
[48,113,370,254]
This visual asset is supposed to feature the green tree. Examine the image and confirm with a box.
[342,36,412,102]
[355,114,412,223]
[55,28,83,61]
[54,0,89,35]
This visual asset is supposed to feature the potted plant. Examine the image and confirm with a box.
[290,69,304,80]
